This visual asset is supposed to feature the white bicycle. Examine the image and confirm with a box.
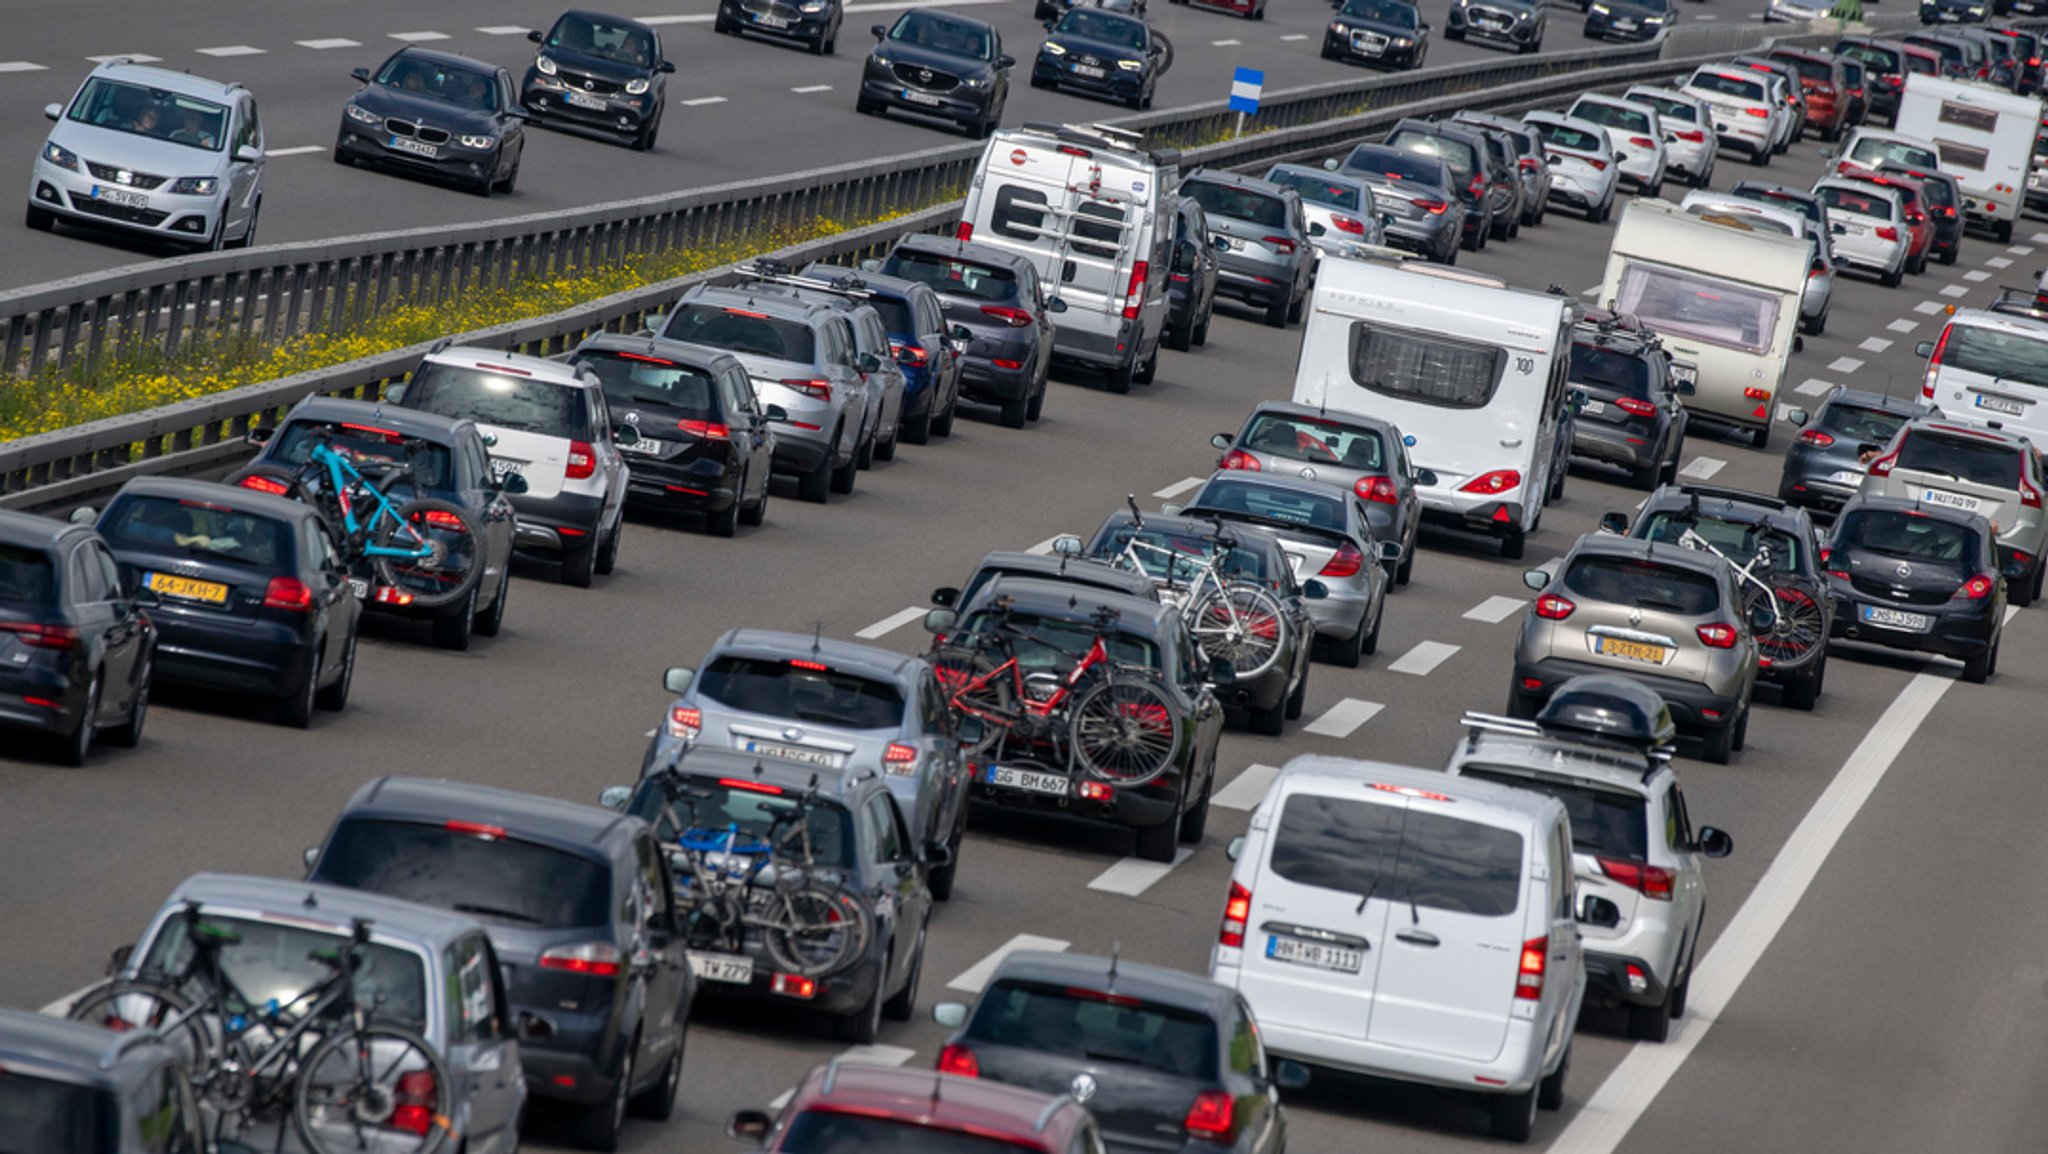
[1109,497,1290,679]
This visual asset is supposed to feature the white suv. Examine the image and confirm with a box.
[1444,676,1733,1043]
[390,345,631,587]
[1919,299,2048,450]
[1211,757,1585,1143]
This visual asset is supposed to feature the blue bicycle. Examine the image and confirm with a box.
[232,425,482,610]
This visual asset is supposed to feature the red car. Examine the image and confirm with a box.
[1174,0,1267,17]
[1841,167,1934,274]
[1767,49,1851,143]
[730,1062,1102,1153]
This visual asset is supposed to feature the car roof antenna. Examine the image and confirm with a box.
[811,621,824,657]
[1107,940,1121,992]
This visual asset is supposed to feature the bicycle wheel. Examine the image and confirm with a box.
[293,1021,454,1154]
[758,883,872,977]
[930,646,1010,759]
[68,982,213,1077]
[1752,582,1827,667]
[1068,674,1182,787]
[1189,582,1288,679]
[371,498,481,610]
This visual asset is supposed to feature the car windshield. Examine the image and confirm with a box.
[1270,794,1524,917]
[100,495,294,572]
[890,10,995,59]
[375,56,499,110]
[1055,9,1145,48]
[1094,527,1270,583]
[1192,479,1347,533]
[1563,555,1721,614]
[1340,146,1443,184]
[957,607,1159,672]
[1386,130,1476,181]
[404,363,592,439]
[665,304,818,362]
[312,819,613,929]
[1688,71,1766,100]
[778,1113,1046,1153]
[1940,324,2048,390]
[66,78,227,153]
[883,250,1020,302]
[1639,512,1805,572]
[969,980,1218,1079]
[542,13,657,66]
[1528,120,1605,154]
[1896,431,2025,488]
[1616,264,1782,355]
[1180,181,1288,228]
[1729,186,1823,225]
[139,911,427,1030]
[1265,169,1362,211]
[1835,508,1979,561]
[1570,342,1654,398]
[1820,402,1913,445]
[1849,137,1939,171]
[1570,101,1651,135]
[0,544,56,608]
[1349,323,1505,409]
[1238,411,1385,471]
[696,655,907,730]
[574,349,719,419]
[1460,769,1648,860]
[1817,184,1895,219]
[0,1066,113,1154]
[626,775,855,869]
[1341,0,1419,24]
[272,420,455,492]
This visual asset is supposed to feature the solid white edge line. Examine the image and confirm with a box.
[1088,847,1195,896]
[947,934,1070,992]
[856,606,927,640]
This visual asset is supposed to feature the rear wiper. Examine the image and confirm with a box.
[451,903,545,925]
[1081,1048,1146,1068]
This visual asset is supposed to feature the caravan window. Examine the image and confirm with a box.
[991,185,1050,242]
[1346,324,1506,410]
[1616,264,1782,356]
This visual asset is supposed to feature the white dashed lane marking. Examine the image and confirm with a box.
[1941,284,1970,298]
[1987,256,2013,269]
[1913,300,1944,315]
[197,45,265,56]
[296,38,361,49]
[1464,595,1524,624]
[1281,33,1310,39]
[1304,698,1383,738]
[1886,319,1917,333]
[856,606,927,639]
[2032,232,2048,244]
[1214,763,1280,811]
[1089,848,1195,896]
[86,53,160,63]
[2011,245,2036,255]
[1795,377,1834,397]
[1213,38,1243,45]
[388,31,452,41]
[1153,476,1206,500]
[1387,640,1459,676]
[0,61,49,71]
[1679,457,1725,481]
[681,95,728,106]
[767,1045,918,1111]
[476,25,533,34]
[948,934,1070,993]
[1859,337,1892,353]
[1827,356,1862,373]
[267,146,327,157]
[1964,270,1993,282]
[792,84,833,93]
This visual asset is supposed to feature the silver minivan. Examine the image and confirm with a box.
[1210,757,1585,1143]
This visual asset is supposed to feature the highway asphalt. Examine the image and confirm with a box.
[6,41,2045,1154]
[0,0,1776,291]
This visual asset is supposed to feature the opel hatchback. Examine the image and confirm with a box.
[1858,419,2047,605]
[1824,496,2005,680]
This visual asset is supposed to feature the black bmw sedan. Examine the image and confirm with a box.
[1031,8,1168,109]
[520,10,674,150]
[1322,0,1429,69]
[335,47,528,197]
[859,9,1014,137]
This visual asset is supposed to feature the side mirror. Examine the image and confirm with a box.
[857,352,882,374]
[1599,511,1631,535]
[1377,540,1402,563]
[613,424,640,447]
[950,324,973,340]
[1521,568,1550,592]
[1830,222,1848,236]
[105,943,135,978]
[1046,296,1069,314]
[1323,158,1341,173]
[1052,533,1084,557]
[1413,467,1439,487]
[68,506,97,526]
[528,29,545,43]
[1210,432,1234,450]
[1787,406,1810,428]
[1695,825,1734,858]
[1226,835,1245,862]
[381,382,407,404]
[764,403,790,422]
[1380,213,1395,228]
[727,1110,774,1141]
[501,473,530,495]
[1308,222,1328,237]
[1915,340,1935,358]
[924,607,959,634]
[234,145,261,163]
[130,587,160,610]
[933,1002,970,1028]
[1819,146,1837,160]
[351,67,371,84]
[999,53,1017,69]
[1676,376,1696,397]
[1043,17,1058,30]
[1207,657,1237,685]
[246,425,275,446]
[1274,1060,1311,1090]
[931,586,960,608]
[505,107,531,123]
[303,846,321,871]
[43,102,61,121]
[663,666,695,695]
[660,60,677,73]
[955,715,986,746]
[1302,578,1330,600]
[860,258,882,273]
[1579,895,1622,928]
[1419,19,1430,29]
[1749,605,1778,633]
[1161,503,1185,516]
[599,785,632,811]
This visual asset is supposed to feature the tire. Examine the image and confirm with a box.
[1627,991,1673,1042]
[1881,263,1902,288]
[276,651,319,729]
[1996,219,2015,243]
[1749,146,1768,167]
[1446,24,1467,38]
[560,536,597,588]
[1166,314,1193,351]
[294,1022,454,1154]
[856,93,881,115]
[1069,675,1182,786]
[1781,660,1822,712]
[25,204,54,231]
[1908,250,1926,276]
[1263,294,1289,328]
[1500,529,1526,560]
[54,672,99,766]
[902,405,933,445]
[1395,539,1414,586]
[1178,766,1211,844]
[1359,604,1382,656]
[432,586,477,652]
[372,498,481,608]
[740,472,770,525]
[1629,459,1660,490]
[1752,421,1771,450]
[999,395,1028,428]
[595,516,622,574]
[1107,356,1137,394]
[830,444,859,496]
[1134,815,1178,863]
[832,979,884,1044]
[1539,1043,1570,1110]
[883,922,926,1021]
[495,154,520,195]
[104,655,149,747]
[1700,717,1734,765]
[1192,310,1211,346]
[874,424,898,461]
[68,983,210,1074]
[928,819,962,902]
[708,495,740,538]
[799,445,833,504]
[315,629,355,712]
[633,113,662,152]
[1132,349,1158,385]
[1731,705,1748,753]
[473,563,509,637]
[1283,658,1309,716]
[226,462,304,500]
[1802,308,1826,336]
[1248,695,1285,737]
[1963,642,1994,683]
[765,887,871,977]
[2011,562,2038,608]
[1323,620,1364,669]
[1939,244,1958,267]
[1488,1085,1539,1142]
[1287,292,1305,324]
[933,388,959,436]
[854,423,876,469]
[1585,200,1604,224]
[630,1042,682,1121]
[1190,582,1288,679]
[1027,370,1048,421]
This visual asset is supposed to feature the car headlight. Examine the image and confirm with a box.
[459,134,497,150]
[1117,58,1144,71]
[800,0,826,10]
[625,77,650,95]
[1645,12,1667,19]
[964,75,989,88]
[168,176,218,195]
[1392,35,1414,45]
[1044,41,1068,56]
[1515,8,1531,18]
[41,141,78,171]
[345,102,382,125]
[873,52,893,66]
[1591,3,1611,12]
[535,54,558,76]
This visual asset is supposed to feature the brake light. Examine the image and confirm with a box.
[1331,214,1366,235]
[1459,469,1521,494]
[2020,469,2042,510]
[938,1044,980,1077]
[1122,260,1149,320]
[980,305,1034,328]
[1185,1091,1235,1139]
[678,419,731,441]
[884,742,918,765]
[719,777,785,795]
[1598,857,1676,900]
[771,973,817,999]
[1534,593,1574,620]
[566,440,596,480]
[1696,622,1738,648]
[0,622,78,650]
[722,308,770,320]
[1355,474,1398,504]
[1219,881,1251,948]
[1628,135,1656,150]
[239,474,291,496]
[1515,934,1548,1000]
[1616,397,1657,418]
[788,658,830,671]
[666,705,701,740]
[1675,129,1706,143]
[262,576,315,612]
[539,942,622,978]
[1923,324,1950,400]
[1220,449,1261,472]
[1745,107,1770,118]
[1414,196,1450,213]
[1868,449,1899,477]
[616,352,676,367]
[1955,573,1996,600]
[1467,174,1485,199]
[1908,211,1926,227]
[1262,236,1297,255]
[1797,428,1835,447]
[1587,156,1610,171]
[390,1070,439,1136]
[1876,226,1899,241]
[1518,156,1539,172]
[445,820,507,839]
[1743,386,1770,400]
[782,378,833,400]
[891,341,928,367]
[419,509,467,533]
[955,221,973,241]
[1318,541,1365,579]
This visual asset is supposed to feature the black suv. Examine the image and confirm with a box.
[518,11,674,150]
[1566,309,1691,490]
[306,776,694,1151]
[716,0,844,53]
[0,1008,210,1154]
[859,8,1014,136]
[1030,7,1167,109]
[1383,118,1504,250]
[1777,386,1934,516]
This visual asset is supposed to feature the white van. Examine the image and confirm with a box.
[961,122,1176,391]
[1894,74,2040,243]
[1210,757,1586,1143]
[1292,251,1572,560]
[1601,198,1807,448]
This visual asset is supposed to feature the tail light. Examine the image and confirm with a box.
[955,221,973,241]
[1867,449,1899,478]
[1518,156,1540,172]
[419,509,467,533]
[2019,469,2042,509]
[390,1070,439,1136]
[1743,386,1771,401]
[1414,196,1450,213]
[1220,449,1261,472]
[980,305,1034,328]
[1122,260,1149,320]
[771,973,817,999]
[1219,881,1252,948]
[1355,474,1398,504]
[1675,129,1706,143]
[239,473,291,495]
[1696,622,1738,648]
[783,377,833,400]
[1954,573,1996,600]
[1318,541,1365,579]
[1459,469,1520,495]
[1597,858,1675,900]
[1331,214,1366,235]
[539,942,622,978]
[566,440,596,480]
[678,419,731,441]
[1744,107,1771,117]
[1185,1091,1235,1139]
[938,1044,980,1077]
[1515,934,1549,1001]
[1797,428,1835,447]
[891,341,928,367]
[1261,236,1296,255]
[1467,174,1485,200]
[0,622,77,650]
[1616,397,1657,418]
[1908,211,1927,227]
[1876,226,1899,242]
[1809,263,1825,279]
[262,576,315,612]
[883,742,918,767]
[1534,593,1574,620]
[1923,324,1950,400]
[666,705,702,740]
[1628,135,1656,149]
[1587,157,1610,170]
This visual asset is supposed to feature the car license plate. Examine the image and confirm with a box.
[1353,35,1385,54]
[1829,469,1866,484]
[1920,488,1982,512]
[1615,17,1637,27]
[986,765,1069,796]
[1580,399,1607,415]
[348,577,369,600]
[754,13,790,26]
[564,90,607,111]
[738,740,844,769]
[388,136,438,158]
[489,458,524,482]
[1267,934,1364,974]
[1597,636,1669,664]
[687,952,754,984]
[1975,394,2026,416]
[1670,364,1697,390]
[145,572,229,605]
[1072,64,1105,78]
[1861,603,1932,631]
[902,89,943,106]
[90,185,149,209]
[619,440,659,455]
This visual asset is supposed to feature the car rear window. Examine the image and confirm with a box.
[969,980,1218,1079]
[626,775,855,870]
[1836,508,1980,562]
[1848,137,1940,172]
[665,304,818,363]
[1817,185,1895,219]
[1615,263,1782,355]
[1729,186,1823,225]
[574,349,719,421]
[1569,342,1655,398]
[1270,794,1524,917]
[1459,769,1648,860]
[1774,54,1834,81]
[883,250,1021,303]
[779,1113,1042,1153]
[1900,50,1937,74]
[1836,43,1901,74]
[1630,94,1699,123]
[697,655,906,730]
[1570,100,1650,135]
[1939,324,2048,390]
[405,362,594,440]
[272,420,455,491]
[1094,527,1270,583]
[1528,120,1605,154]
[1348,323,1506,409]
[1819,402,1913,444]
[0,544,56,608]
[1902,175,1955,208]
[1385,130,1477,181]
[99,495,295,573]
[1562,556,1721,614]
[1192,478,1347,533]
[1180,181,1288,229]
[1897,430,2025,488]
[1688,70,1766,101]
[1340,146,1444,184]
[1237,411,1385,471]
[312,820,612,930]
[1638,512,1805,573]
[865,294,915,334]
[139,911,428,1030]
[957,608,1159,672]
[0,1067,112,1153]
[1265,169,1361,211]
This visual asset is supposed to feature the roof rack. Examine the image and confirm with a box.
[1015,122,1177,167]
[1988,286,2048,322]
[732,259,872,299]
[1668,481,1790,511]
[1458,712,1673,783]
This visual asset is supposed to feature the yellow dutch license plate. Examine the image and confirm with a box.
[1599,637,1667,664]
[147,572,228,604]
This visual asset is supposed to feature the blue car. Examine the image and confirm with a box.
[804,264,966,443]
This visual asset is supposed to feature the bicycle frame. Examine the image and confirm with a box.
[950,627,1114,723]
[300,442,439,564]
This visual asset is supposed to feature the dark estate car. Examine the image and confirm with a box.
[802,261,969,444]
[0,1008,209,1154]
[1825,495,2006,682]
[1584,0,1675,43]
[730,1062,1102,1153]
[1455,112,1552,226]
[520,11,674,150]
[307,776,695,1151]
[1322,0,1431,70]
[0,509,152,766]
[716,0,845,53]
[336,47,528,197]
[1777,386,1934,516]
[1833,37,1909,125]
[1565,310,1691,490]
[1165,194,1223,350]
[1178,170,1314,329]
[1334,143,1466,262]
[859,8,1014,136]
[1383,118,1506,250]
[875,233,1057,430]
[933,546,1161,612]
[1448,0,1547,53]
[94,477,361,728]
[1031,8,1169,109]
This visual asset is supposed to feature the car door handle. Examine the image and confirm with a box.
[1394,929,1439,947]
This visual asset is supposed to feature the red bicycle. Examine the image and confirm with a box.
[932,599,1183,786]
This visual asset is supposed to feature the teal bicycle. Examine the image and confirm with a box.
[233,425,482,609]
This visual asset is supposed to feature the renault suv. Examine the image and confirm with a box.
[1857,419,2048,605]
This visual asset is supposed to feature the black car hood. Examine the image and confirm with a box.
[1043,33,1145,62]
[537,46,655,84]
[877,38,999,80]
[352,85,503,131]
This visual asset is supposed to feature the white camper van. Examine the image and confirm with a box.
[1292,251,1573,560]
[1600,198,1807,448]
[1894,74,2039,243]
[960,122,1177,392]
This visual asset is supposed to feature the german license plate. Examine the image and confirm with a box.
[903,89,943,106]
[1354,36,1385,53]
[619,439,659,455]
[1860,603,1932,631]
[91,185,149,209]
[348,578,369,600]
[1072,64,1105,78]
[489,458,524,482]
[738,740,843,769]
[1267,934,1364,974]
[1975,394,2026,416]
[754,12,789,26]
[1614,16,1637,27]
[145,572,228,605]
[1597,636,1669,664]
[564,90,606,111]
[1670,364,1697,390]
[688,952,754,984]
[987,765,1069,796]
[388,136,438,158]
[1580,399,1607,415]
[1920,488,1982,512]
